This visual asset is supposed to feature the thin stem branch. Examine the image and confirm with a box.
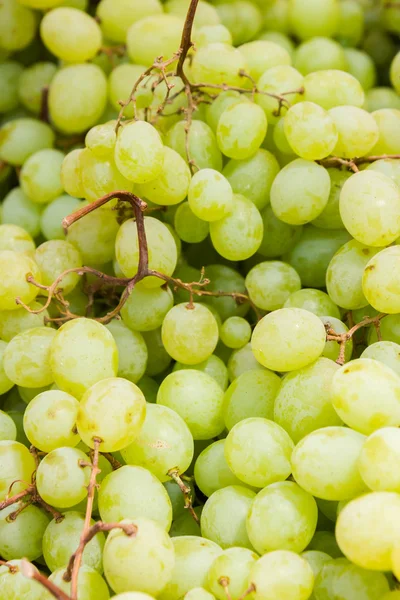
[168,468,199,524]
[101,453,122,470]
[325,313,386,365]
[20,560,72,600]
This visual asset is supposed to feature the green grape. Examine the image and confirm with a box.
[259,31,294,58]
[43,511,105,572]
[184,589,215,600]
[165,120,223,171]
[329,106,378,158]
[304,70,364,110]
[0,62,23,113]
[35,240,82,295]
[210,193,263,261]
[20,148,64,205]
[137,147,191,207]
[320,317,353,363]
[344,48,376,91]
[0,224,34,255]
[227,343,265,382]
[205,91,248,133]
[96,0,162,44]
[67,202,119,265]
[142,328,172,376]
[0,503,49,561]
[136,375,159,404]
[19,0,63,6]
[49,565,109,600]
[201,485,256,549]
[270,159,330,225]
[159,535,222,600]
[358,427,400,493]
[121,285,173,332]
[337,0,364,46]
[291,426,367,501]
[114,121,164,184]
[391,52,400,94]
[314,557,389,600]
[164,478,196,520]
[294,37,347,75]
[0,118,54,166]
[49,64,107,135]
[0,0,37,52]
[3,327,55,388]
[23,389,79,452]
[365,88,400,112]
[367,158,400,189]
[126,14,182,66]
[202,265,249,321]
[250,550,314,600]
[0,440,35,501]
[362,341,400,377]
[273,118,295,155]
[18,384,51,405]
[105,320,147,384]
[371,108,400,155]
[245,261,301,311]
[208,547,258,600]
[362,247,400,314]
[50,318,118,399]
[18,61,56,115]
[0,560,44,600]
[188,169,233,222]
[252,308,326,372]
[217,102,267,161]
[161,303,219,365]
[61,149,85,199]
[194,439,245,498]
[289,0,339,40]
[256,65,304,124]
[195,24,232,47]
[301,550,332,578]
[336,492,400,571]
[170,506,203,537]
[258,205,301,258]
[174,202,209,244]
[223,149,279,212]
[312,169,349,230]
[166,0,219,27]
[225,417,293,488]
[220,317,251,350]
[247,481,317,555]
[191,42,247,92]
[239,40,291,81]
[283,289,340,319]
[109,595,156,600]
[368,315,400,346]
[85,121,117,158]
[0,409,16,441]
[77,377,145,452]
[261,0,290,33]
[285,102,338,161]
[79,148,132,203]
[121,403,193,481]
[1,187,42,238]
[40,195,81,241]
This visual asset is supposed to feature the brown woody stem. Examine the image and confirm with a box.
[20,559,71,600]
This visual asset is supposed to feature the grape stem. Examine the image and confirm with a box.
[168,468,199,524]
[238,583,256,600]
[219,577,233,600]
[0,560,18,573]
[100,452,123,470]
[319,154,400,173]
[20,559,72,600]
[325,312,385,365]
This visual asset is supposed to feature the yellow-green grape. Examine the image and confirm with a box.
[259,31,295,58]
[67,202,119,265]
[358,427,400,492]
[258,205,302,258]
[340,171,400,247]
[137,147,191,207]
[303,70,364,110]
[1,187,42,238]
[34,240,82,296]
[261,0,290,33]
[195,24,232,47]
[36,446,90,508]
[291,426,366,501]
[220,317,251,350]
[40,195,82,241]
[191,42,247,91]
[79,148,132,203]
[201,485,256,549]
[344,48,376,91]
[0,560,45,600]
[103,517,175,596]
[246,261,301,311]
[142,328,172,376]
[126,14,182,66]
[294,37,348,75]
[85,121,116,158]
[336,492,400,571]
[19,384,50,405]
[50,318,118,399]
[309,530,343,558]
[223,149,280,212]
[157,370,224,440]
[98,465,172,529]
[256,65,304,124]
[312,168,349,230]
[368,315,400,346]
[273,118,295,155]
[18,62,57,115]
[370,109,400,155]
[247,481,317,554]
[49,64,107,135]
[0,0,37,52]
[217,102,267,161]
[367,158,400,188]
[0,341,13,395]
[337,0,364,47]
[3,327,56,388]
[184,589,215,600]
[283,288,340,319]
[188,169,233,222]
[289,0,339,39]
[96,0,162,44]
[274,358,341,443]
[0,62,23,113]
[365,88,400,113]
[210,193,263,261]
[121,286,173,333]
[20,148,64,205]
[363,247,400,314]
[206,91,248,133]
[250,550,314,600]
[42,511,105,573]
[362,341,400,377]
[284,102,338,161]
[194,440,245,498]
[114,120,163,184]
[106,320,147,384]
[328,106,379,158]
[0,409,17,441]
[49,566,109,600]
[301,551,332,579]
[252,308,327,372]
[0,440,36,501]
[165,0,219,27]
[23,389,79,452]
[202,264,249,321]
[270,159,330,225]
[0,302,49,342]
[391,52,400,94]
[137,375,159,404]
[0,118,55,166]
[0,502,49,561]
[165,120,222,171]
[159,536,222,600]
[19,0,63,7]
[320,316,353,363]
[109,66,153,119]
[61,149,85,199]
[313,557,389,600]
[174,355,228,391]
[239,40,291,81]
[208,547,258,600]
[225,417,294,488]
[0,224,35,255]
[174,202,210,244]
[77,377,145,452]
[110,595,156,600]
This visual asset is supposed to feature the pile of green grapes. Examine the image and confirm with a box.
[1,0,400,599]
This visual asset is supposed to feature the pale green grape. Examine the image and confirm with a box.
[340,171,400,247]
[114,121,164,184]
[49,566,109,600]
[313,557,389,600]
[208,547,258,600]
[126,14,183,66]
[18,62,57,115]
[184,589,215,600]
[391,52,400,94]
[43,511,105,573]
[0,440,35,501]
[194,439,245,497]
[370,108,400,155]
[245,261,301,311]
[358,427,400,493]
[284,102,338,161]
[367,158,400,189]
[336,492,400,571]
[35,240,82,295]
[106,320,147,384]
[40,195,81,240]
[20,148,64,205]
[202,264,249,321]
[85,121,117,158]
[0,343,16,395]
[120,404,193,482]
[301,550,332,578]
[250,550,314,600]
[159,536,222,600]
[259,31,294,57]
[256,65,304,124]
[143,328,172,376]
[196,24,232,47]
[289,0,339,39]
[239,40,291,81]
[344,48,376,91]
[294,37,347,75]
[225,417,294,488]
[110,595,156,600]
[0,410,16,441]
[137,147,191,207]
[174,202,209,244]
[61,149,85,199]
[273,118,295,155]
[165,0,219,28]
[174,355,228,391]
[0,1,36,52]
[206,91,248,133]
[23,389,80,452]
[367,315,400,346]
[1,187,42,237]
[320,317,353,363]
[328,106,378,158]
[18,384,50,405]
[161,303,219,365]
[201,485,256,549]
[0,503,49,561]
[121,285,173,332]
[0,62,23,113]
[137,375,159,404]
[210,193,263,261]
[0,224,34,255]
[220,317,251,350]
[191,42,247,91]
[170,506,202,537]
[363,246,400,314]
[270,159,330,225]
[304,70,364,110]
[312,169,349,230]
[49,64,107,134]
[337,0,364,46]
[247,481,317,554]
[0,560,43,600]
[0,118,54,166]
[165,120,223,172]
[215,1,263,46]
[252,308,326,372]
[77,377,146,452]
[283,289,340,319]
[188,169,233,222]
[365,88,400,112]
[258,205,302,258]
[79,148,132,203]
[261,0,289,33]
[50,318,118,399]
[362,342,400,377]
[67,202,119,265]
[3,327,56,388]
[96,0,162,43]
[222,149,280,211]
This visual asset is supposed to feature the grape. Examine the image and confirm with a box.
[208,547,258,600]
[0,224,35,256]
[365,88,400,112]
[247,481,317,555]
[220,317,251,350]
[225,418,294,488]
[338,0,365,46]
[0,440,36,501]
[252,308,326,372]
[329,106,379,158]
[284,289,340,319]
[121,404,193,482]
[0,409,17,441]
[157,370,224,440]
[196,24,232,47]
[50,318,118,399]
[49,565,110,600]
[202,265,249,321]
[194,440,245,498]
[284,102,338,161]
[126,14,183,66]
[40,195,82,240]
[106,320,147,384]
[115,121,164,184]
[0,559,43,600]
[368,315,400,346]
[367,158,400,188]
[215,1,263,46]
[184,589,215,600]
[1,187,42,238]
[243,44,291,86]
[96,0,162,44]
[320,316,353,363]
[313,557,389,600]
[67,202,119,265]
[23,389,80,452]
[301,550,332,578]
[188,169,233,222]
[201,485,255,549]
[0,118,55,166]
[270,159,330,225]
[256,65,304,124]
[246,261,301,311]
[0,1,37,52]
[166,0,219,28]
[170,507,202,537]
[121,285,173,332]
[137,148,191,207]
[362,246,400,314]
[344,48,376,91]
[142,328,172,376]
[391,52,400,94]
[0,62,23,113]
[294,37,348,75]
[35,240,82,296]
[165,120,222,171]
[250,550,314,600]
[258,205,302,258]
[304,70,364,110]
[191,43,247,91]
[20,148,64,205]
[370,109,400,155]
[358,427,400,493]
[174,202,210,244]
[164,479,196,521]
[289,0,339,39]
[108,65,153,119]
[49,64,107,135]
[0,503,49,561]
[61,149,85,199]
[259,31,294,58]
[110,595,156,600]
[3,327,56,388]
[79,148,133,203]
[159,536,222,600]
[206,91,249,133]
[137,375,159,404]
[18,62,57,115]
[43,511,105,572]
[261,0,289,33]
[331,358,400,434]
[312,169,349,230]
[336,492,400,571]
[361,342,400,377]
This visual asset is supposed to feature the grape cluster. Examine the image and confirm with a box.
[0,0,400,599]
